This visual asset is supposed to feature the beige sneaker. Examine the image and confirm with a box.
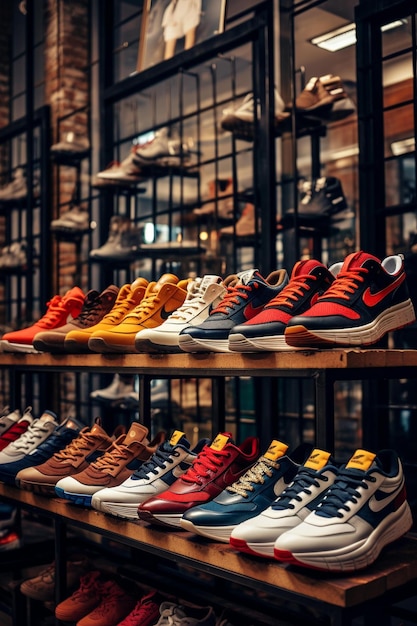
[219,203,259,238]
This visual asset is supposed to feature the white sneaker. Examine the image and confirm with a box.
[50,205,91,233]
[90,373,134,402]
[91,430,208,519]
[134,275,227,353]
[0,410,57,464]
[273,448,413,572]
[229,448,339,558]
[221,89,290,137]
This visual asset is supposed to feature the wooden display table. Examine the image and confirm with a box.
[0,483,417,626]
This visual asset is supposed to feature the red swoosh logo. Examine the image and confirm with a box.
[244,302,265,320]
[362,274,405,307]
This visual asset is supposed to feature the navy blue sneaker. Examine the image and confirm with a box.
[178,268,289,352]
[0,413,82,486]
[229,259,335,352]
[179,441,312,542]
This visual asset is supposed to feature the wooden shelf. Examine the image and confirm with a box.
[1,348,417,376]
[1,483,417,613]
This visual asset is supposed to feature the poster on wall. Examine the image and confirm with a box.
[137,0,226,72]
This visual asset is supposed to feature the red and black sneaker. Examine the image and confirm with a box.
[137,432,260,528]
[228,259,336,351]
[284,251,416,348]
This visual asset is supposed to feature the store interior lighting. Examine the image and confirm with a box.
[310,19,408,52]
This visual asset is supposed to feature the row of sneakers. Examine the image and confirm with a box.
[0,250,414,354]
[21,560,235,626]
[4,411,412,574]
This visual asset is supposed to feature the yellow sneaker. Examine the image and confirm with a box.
[64,277,148,352]
[88,273,191,353]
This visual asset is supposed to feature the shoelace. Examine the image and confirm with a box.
[69,572,101,600]
[132,442,176,480]
[317,267,367,301]
[167,280,209,321]
[89,439,133,472]
[181,445,230,485]
[101,290,137,323]
[314,467,373,518]
[12,420,53,452]
[271,466,328,510]
[91,583,128,617]
[75,293,111,327]
[211,281,257,315]
[53,429,106,462]
[227,456,279,498]
[0,421,28,444]
[126,291,162,320]
[264,273,315,309]
[124,597,159,621]
[157,605,186,626]
[36,295,70,328]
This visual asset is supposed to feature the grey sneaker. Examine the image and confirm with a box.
[221,90,290,138]
[50,131,90,158]
[89,216,142,262]
[0,168,30,201]
[50,205,91,234]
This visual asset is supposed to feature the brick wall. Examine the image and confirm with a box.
[44,0,90,294]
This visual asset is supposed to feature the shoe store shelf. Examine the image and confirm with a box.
[0,482,417,626]
[1,348,417,451]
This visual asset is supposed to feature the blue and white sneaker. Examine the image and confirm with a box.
[230,448,339,557]
[91,430,209,518]
[180,441,312,542]
[0,413,82,485]
[274,448,413,572]
[178,268,289,353]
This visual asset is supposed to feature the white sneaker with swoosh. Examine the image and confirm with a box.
[274,448,413,572]
[90,430,208,519]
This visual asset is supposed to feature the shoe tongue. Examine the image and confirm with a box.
[290,259,323,278]
[90,422,109,437]
[131,276,148,290]
[345,449,377,471]
[125,421,149,443]
[304,448,332,470]
[169,429,189,447]
[263,440,289,461]
[84,289,100,305]
[61,417,82,432]
[210,432,234,451]
[38,410,58,423]
[237,268,261,285]
[200,274,222,290]
[146,273,179,294]
[305,76,319,91]
[341,251,380,271]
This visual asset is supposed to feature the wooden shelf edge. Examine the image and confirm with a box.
[1,483,417,608]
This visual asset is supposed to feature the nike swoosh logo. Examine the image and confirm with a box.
[244,302,265,320]
[368,484,405,513]
[160,306,173,320]
[362,274,405,307]
[223,466,245,486]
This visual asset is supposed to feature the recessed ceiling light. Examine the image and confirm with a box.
[310,19,408,52]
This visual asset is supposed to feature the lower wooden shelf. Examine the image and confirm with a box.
[1,482,417,617]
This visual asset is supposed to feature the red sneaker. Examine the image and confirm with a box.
[0,286,85,353]
[77,580,136,626]
[116,591,161,626]
[285,251,416,348]
[55,570,105,622]
[138,432,260,528]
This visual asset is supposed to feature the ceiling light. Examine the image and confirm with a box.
[391,137,415,156]
[310,19,408,52]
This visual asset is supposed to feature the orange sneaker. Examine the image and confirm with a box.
[55,570,106,622]
[77,579,136,626]
[88,273,190,353]
[32,285,119,353]
[64,277,148,353]
[0,286,85,353]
